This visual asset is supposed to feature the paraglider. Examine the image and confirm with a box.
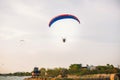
[49,14,80,43]
[20,40,24,42]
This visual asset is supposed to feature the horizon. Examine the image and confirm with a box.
[0,63,119,74]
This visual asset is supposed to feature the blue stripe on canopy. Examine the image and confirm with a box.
[49,14,80,27]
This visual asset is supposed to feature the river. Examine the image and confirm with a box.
[0,76,30,80]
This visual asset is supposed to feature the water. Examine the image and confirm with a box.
[0,76,30,80]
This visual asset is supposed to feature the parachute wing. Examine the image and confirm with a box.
[49,14,80,27]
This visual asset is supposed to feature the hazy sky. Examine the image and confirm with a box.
[0,0,120,73]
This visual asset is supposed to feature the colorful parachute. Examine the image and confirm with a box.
[49,14,80,27]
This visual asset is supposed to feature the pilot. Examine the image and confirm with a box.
[62,38,66,43]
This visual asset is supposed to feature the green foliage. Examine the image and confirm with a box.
[46,67,68,78]
[68,64,120,76]
[1,64,120,77]
[13,72,31,76]
[47,68,60,77]
[40,68,46,77]
[44,64,120,77]
[0,72,31,76]
[59,68,68,77]
[69,64,82,74]
[95,64,117,74]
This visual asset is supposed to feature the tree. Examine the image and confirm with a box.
[46,68,60,77]
[69,64,82,74]
[59,68,68,77]
[40,68,46,77]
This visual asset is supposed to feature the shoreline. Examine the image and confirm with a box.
[24,73,120,80]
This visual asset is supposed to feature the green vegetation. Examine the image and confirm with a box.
[0,64,120,77]
[67,64,120,75]
[0,72,31,76]
[46,68,68,78]
[38,64,120,78]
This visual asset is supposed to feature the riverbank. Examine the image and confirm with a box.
[24,73,120,80]
[24,77,56,80]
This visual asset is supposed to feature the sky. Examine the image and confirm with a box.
[0,0,120,73]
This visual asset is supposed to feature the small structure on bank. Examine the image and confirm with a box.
[32,67,40,77]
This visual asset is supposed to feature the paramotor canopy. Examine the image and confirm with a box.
[49,14,80,27]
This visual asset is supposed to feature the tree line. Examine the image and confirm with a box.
[0,64,120,77]
[0,72,31,76]
[38,64,120,78]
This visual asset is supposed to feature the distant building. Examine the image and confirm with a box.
[86,65,96,70]
[89,66,96,70]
